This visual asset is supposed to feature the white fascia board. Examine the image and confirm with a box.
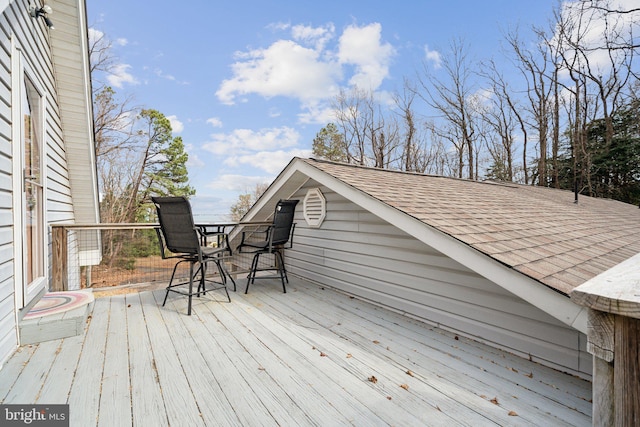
[76,0,100,223]
[294,160,588,333]
[49,0,100,224]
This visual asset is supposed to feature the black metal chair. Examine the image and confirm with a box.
[152,196,234,315]
[237,199,299,294]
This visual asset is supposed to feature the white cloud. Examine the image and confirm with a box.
[291,23,335,51]
[202,126,301,156]
[166,115,183,133]
[88,27,103,45]
[267,22,291,32]
[155,69,176,81]
[268,108,281,118]
[206,174,272,192]
[116,38,128,46]
[107,63,138,88]
[216,39,340,105]
[337,23,395,90]
[186,154,204,168]
[215,21,396,124]
[424,44,442,69]
[206,117,223,128]
[225,149,311,174]
[297,104,335,125]
[184,143,205,168]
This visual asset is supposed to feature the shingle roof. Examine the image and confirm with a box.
[304,158,640,295]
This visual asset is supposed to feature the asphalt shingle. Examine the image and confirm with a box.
[306,158,640,295]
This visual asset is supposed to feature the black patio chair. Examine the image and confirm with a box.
[237,199,299,294]
[152,196,234,315]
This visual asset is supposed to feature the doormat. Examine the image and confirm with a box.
[23,290,94,320]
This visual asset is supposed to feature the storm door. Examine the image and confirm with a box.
[12,45,47,311]
[21,76,45,295]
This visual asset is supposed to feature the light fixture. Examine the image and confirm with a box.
[29,4,55,29]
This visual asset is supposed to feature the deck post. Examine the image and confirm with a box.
[51,225,68,291]
[571,253,640,427]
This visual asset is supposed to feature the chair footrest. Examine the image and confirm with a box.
[166,280,228,296]
[247,267,283,279]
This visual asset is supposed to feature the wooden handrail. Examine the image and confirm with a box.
[571,253,640,427]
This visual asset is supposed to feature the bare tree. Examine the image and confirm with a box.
[229,182,270,221]
[422,123,458,176]
[417,38,479,180]
[571,1,640,53]
[506,29,557,186]
[333,87,368,165]
[478,61,518,181]
[88,29,115,90]
[545,0,638,198]
[392,78,432,173]
[332,86,399,168]
[555,1,635,150]
[90,31,194,266]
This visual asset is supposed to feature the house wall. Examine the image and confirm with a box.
[0,1,76,367]
[0,5,15,368]
[287,182,591,378]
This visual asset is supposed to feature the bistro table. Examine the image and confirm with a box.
[195,221,273,292]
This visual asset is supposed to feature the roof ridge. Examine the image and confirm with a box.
[304,157,638,200]
[306,157,535,190]
[306,157,457,180]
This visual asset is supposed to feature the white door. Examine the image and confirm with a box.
[12,46,47,311]
[21,76,46,297]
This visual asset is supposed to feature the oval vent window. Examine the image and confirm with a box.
[303,188,326,228]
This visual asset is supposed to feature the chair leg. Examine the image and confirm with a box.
[163,260,183,307]
[275,250,287,293]
[214,260,232,302]
[245,253,261,294]
[187,262,195,316]
[217,259,237,292]
[197,262,206,296]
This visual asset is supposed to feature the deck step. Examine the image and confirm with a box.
[19,290,94,345]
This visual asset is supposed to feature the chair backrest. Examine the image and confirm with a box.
[269,199,299,246]
[152,196,200,254]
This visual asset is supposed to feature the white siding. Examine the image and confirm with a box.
[0,1,19,369]
[0,0,79,367]
[286,182,591,378]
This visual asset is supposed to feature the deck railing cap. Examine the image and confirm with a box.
[570,252,640,319]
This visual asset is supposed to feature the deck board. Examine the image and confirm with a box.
[0,277,592,426]
[3,339,60,403]
[160,294,253,426]
[190,295,325,426]
[237,291,471,425]
[295,283,592,422]
[68,291,109,427]
[36,333,84,404]
[0,345,36,399]
[125,292,170,427]
[98,296,132,427]
[138,290,206,427]
[257,286,526,426]
[210,292,395,426]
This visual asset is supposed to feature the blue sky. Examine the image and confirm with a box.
[87,1,564,221]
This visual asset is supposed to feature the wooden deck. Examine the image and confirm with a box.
[0,277,592,426]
